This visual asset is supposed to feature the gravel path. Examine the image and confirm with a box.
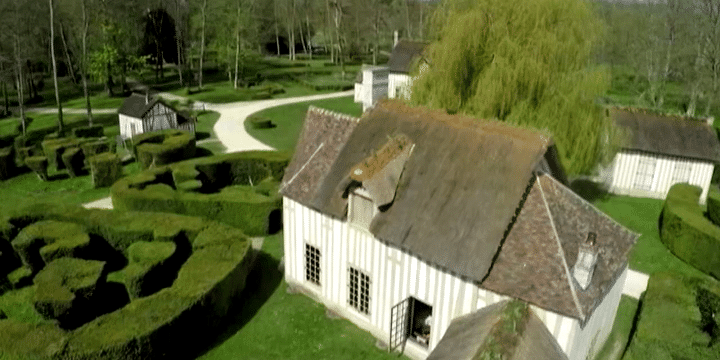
[81,90,353,210]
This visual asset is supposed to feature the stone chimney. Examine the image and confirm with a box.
[393,30,399,47]
[572,232,598,291]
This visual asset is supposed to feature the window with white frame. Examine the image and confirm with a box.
[305,244,321,286]
[633,156,657,191]
[349,192,375,229]
[348,267,371,315]
[671,162,692,184]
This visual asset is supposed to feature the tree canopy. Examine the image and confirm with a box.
[410,0,618,175]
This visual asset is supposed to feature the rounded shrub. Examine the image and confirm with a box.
[72,125,104,139]
[660,183,720,279]
[88,152,122,188]
[24,156,48,181]
[134,129,196,169]
[62,147,85,178]
[248,115,274,129]
[111,150,291,236]
[0,205,253,360]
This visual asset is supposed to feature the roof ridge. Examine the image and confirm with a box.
[307,106,360,123]
[536,174,585,320]
[542,174,641,241]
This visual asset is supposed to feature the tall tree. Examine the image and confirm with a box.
[199,0,207,89]
[49,0,65,134]
[411,0,616,175]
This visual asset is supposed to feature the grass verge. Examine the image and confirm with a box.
[244,96,361,151]
[593,296,640,360]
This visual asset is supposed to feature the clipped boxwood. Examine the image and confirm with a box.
[11,220,91,274]
[41,137,85,170]
[24,155,48,181]
[72,124,104,138]
[707,187,720,227]
[660,183,720,279]
[0,146,15,180]
[62,147,85,178]
[133,129,196,169]
[80,138,112,162]
[0,204,253,360]
[248,115,274,129]
[88,152,121,188]
[111,150,290,236]
[115,241,179,299]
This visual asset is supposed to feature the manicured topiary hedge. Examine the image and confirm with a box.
[660,183,720,279]
[132,129,196,169]
[41,137,87,170]
[62,147,85,178]
[622,272,720,360]
[81,138,112,161]
[0,146,15,180]
[88,152,121,188]
[72,125,104,139]
[0,204,253,360]
[707,187,720,227]
[24,156,48,181]
[111,150,290,236]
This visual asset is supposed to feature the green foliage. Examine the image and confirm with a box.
[117,241,177,299]
[111,151,290,236]
[707,187,720,227]
[473,300,529,360]
[41,137,87,171]
[88,152,121,188]
[0,205,252,360]
[0,146,15,180]
[32,258,106,327]
[412,0,615,174]
[622,272,720,360]
[0,319,67,359]
[10,220,90,274]
[61,147,84,178]
[23,157,48,182]
[660,183,720,279]
[80,138,112,162]
[72,125,104,139]
[247,115,274,129]
[133,130,196,169]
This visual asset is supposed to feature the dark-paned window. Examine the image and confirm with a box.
[305,244,321,286]
[348,267,370,315]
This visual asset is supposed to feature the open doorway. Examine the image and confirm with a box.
[407,298,433,348]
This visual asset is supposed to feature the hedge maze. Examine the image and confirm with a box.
[131,129,196,170]
[0,204,254,359]
[111,150,291,236]
[660,183,720,279]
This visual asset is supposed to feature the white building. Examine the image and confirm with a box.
[280,101,638,360]
[600,108,720,203]
[117,93,195,139]
[354,66,389,112]
[354,40,427,111]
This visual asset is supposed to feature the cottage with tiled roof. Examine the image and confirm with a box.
[601,108,720,203]
[281,100,638,360]
[117,93,195,139]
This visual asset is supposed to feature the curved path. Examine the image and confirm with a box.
[81,90,353,210]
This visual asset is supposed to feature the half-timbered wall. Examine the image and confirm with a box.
[609,151,715,202]
[283,197,603,360]
[142,103,178,133]
[119,114,144,139]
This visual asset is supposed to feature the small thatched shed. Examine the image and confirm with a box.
[602,108,720,202]
[118,93,196,139]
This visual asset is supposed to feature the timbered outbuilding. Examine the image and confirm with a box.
[601,108,720,203]
[281,101,638,360]
[118,93,196,139]
[387,40,427,100]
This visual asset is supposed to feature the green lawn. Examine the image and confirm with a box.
[244,96,362,151]
[593,296,640,360]
[62,93,126,110]
[194,111,226,155]
[196,232,407,360]
[0,161,140,220]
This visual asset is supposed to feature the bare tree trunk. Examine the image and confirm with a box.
[59,21,77,84]
[50,0,64,135]
[326,0,334,63]
[234,0,241,89]
[81,0,92,125]
[176,0,184,87]
[199,0,207,90]
[333,2,344,76]
[13,34,26,135]
[306,13,312,60]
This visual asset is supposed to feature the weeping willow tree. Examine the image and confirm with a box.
[410,0,621,175]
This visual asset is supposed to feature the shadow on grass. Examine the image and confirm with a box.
[47,173,70,181]
[189,250,282,359]
[569,179,611,203]
[194,147,214,158]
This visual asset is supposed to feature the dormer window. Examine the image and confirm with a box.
[349,188,376,229]
[573,232,599,290]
